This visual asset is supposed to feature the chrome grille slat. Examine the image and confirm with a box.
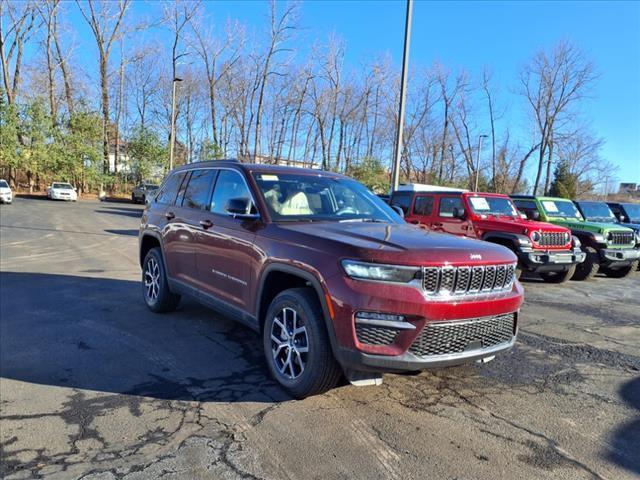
[422,263,516,298]
[609,231,634,246]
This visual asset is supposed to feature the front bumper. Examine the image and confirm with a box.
[599,247,640,265]
[337,335,516,373]
[517,248,586,272]
[0,194,12,203]
[326,271,524,373]
[52,193,77,201]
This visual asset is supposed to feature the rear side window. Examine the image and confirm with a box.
[182,169,216,210]
[413,196,434,216]
[513,199,538,212]
[155,172,186,205]
[390,193,412,214]
[438,197,463,218]
[210,170,252,215]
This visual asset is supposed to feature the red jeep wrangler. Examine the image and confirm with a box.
[390,185,585,283]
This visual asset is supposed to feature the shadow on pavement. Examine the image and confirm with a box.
[104,229,139,236]
[0,271,289,404]
[95,208,143,219]
[606,376,640,475]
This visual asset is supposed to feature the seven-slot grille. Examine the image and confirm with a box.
[608,231,635,246]
[422,263,516,297]
[409,313,516,357]
[538,232,567,247]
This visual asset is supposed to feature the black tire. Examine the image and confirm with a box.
[263,287,342,399]
[601,260,639,279]
[141,194,146,204]
[142,247,180,313]
[539,264,576,284]
[571,246,599,281]
[131,193,137,204]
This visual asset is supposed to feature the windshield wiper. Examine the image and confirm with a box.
[338,218,385,223]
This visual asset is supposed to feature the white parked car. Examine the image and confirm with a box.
[0,179,12,204]
[47,182,78,201]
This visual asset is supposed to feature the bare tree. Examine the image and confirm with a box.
[0,1,38,105]
[76,0,130,174]
[520,41,596,195]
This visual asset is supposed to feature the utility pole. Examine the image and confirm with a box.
[391,0,413,192]
[474,134,488,191]
[169,77,183,171]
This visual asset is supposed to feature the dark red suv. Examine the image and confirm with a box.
[139,161,524,398]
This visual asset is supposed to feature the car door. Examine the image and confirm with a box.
[407,194,435,229]
[195,169,260,313]
[434,195,469,235]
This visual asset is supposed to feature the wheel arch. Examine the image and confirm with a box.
[256,264,339,354]
[139,232,164,268]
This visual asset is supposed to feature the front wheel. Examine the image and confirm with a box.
[263,288,342,398]
[142,247,181,313]
[131,193,137,204]
[601,260,639,279]
[539,264,576,284]
[571,246,599,281]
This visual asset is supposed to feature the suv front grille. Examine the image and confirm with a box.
[608,231,634,246]
[422,263,515,298]
[409,313,516,357]
[538,232,566,247]
[355,324,400,346]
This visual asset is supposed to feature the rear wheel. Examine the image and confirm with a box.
[131,193,137,204]
[539,264,576,283]
[571,246,599,281]
[601,260,639,279]
[142,247,180,313]
[263,288,342,398]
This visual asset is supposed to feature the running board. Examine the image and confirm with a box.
[344,369,383,387]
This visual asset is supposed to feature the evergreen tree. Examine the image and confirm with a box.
[548,161,579,198]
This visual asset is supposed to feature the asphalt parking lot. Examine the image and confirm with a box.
[1,197,639,480]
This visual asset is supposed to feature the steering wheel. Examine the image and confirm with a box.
[336,207,357,215]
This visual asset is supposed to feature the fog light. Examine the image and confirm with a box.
[355,312,405,322]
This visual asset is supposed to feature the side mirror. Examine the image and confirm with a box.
[620,214,627,222]
[452,207,466,220]
[226,197,259,219]
[391,205,405,218]
[526,210,540,221]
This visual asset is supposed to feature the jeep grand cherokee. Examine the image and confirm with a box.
[139,161,524,398]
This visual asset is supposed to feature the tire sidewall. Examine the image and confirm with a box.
[142,248,168,311]
[263,291,326,394]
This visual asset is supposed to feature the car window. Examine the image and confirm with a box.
[513,199,538,212]
[52,183,73,189]
[0,180,9,188]
[438,197,463,218]
[390,193,412,214]
[211,170,252,215]
[155,171,186,205]
[181,169,216,210]
[413,196,434,216]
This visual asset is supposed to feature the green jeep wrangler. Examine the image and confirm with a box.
[510,195,639,280]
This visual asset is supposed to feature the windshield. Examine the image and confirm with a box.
[622,203,640,223]
[540,199,583,220]
[467,196,518,217]
[0,180,8,188]
[145,184,159,190]
[252,172,402,223]
[52,183,73,189]
[578,202,616,222]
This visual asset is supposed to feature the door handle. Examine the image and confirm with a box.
[165,211,175,220]
[199,219,213,229]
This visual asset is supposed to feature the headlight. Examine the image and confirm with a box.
[592,233,605,243]
[531,231,541,242]
[341,260,420,283]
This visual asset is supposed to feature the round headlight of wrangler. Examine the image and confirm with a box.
[531,231,541,243]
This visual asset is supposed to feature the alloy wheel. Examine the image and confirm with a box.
[144,257,160,302]
[270,307,309,380]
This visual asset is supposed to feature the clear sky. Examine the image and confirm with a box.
[69,0,640,182]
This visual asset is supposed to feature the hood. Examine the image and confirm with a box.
[549,217,632,233]
[0,187,11,193]
[474,216,568,234]
[276,222,517,266]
